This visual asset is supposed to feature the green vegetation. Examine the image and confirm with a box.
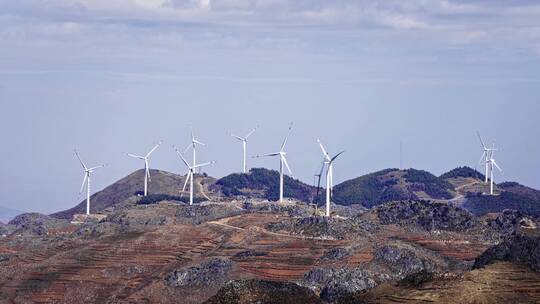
[463,192,540,217]
[332,169,411,208]
[332,169,454,208]
[216,168,315,202]
[404,169,454,199]
[440,166,485,180]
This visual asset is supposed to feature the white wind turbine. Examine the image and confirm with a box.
[477,131,497,183]
[317,139,345,217]
[230,126,257,173]
[184,127,205,174]
[487,148,503,195]
[254,123,294,203]
[126,142,161,196]
[75,150,105,215]
[174,146,215,205]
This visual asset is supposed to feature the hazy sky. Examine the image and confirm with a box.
[1,0,540,214]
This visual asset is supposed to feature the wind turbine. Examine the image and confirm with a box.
[126,142,161,196]
[317,139,345,217]
[74,150,105,215]
[184,127,205,173]
[230,126,257,173]
[254,123,293,203]
[487,148,503,195]
[477,132,497,183]
[174,146,215,205]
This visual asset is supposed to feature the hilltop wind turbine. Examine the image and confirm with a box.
[184,127,205,173]
[477,132,497,183]
[317,139,345,217]
[174,146,215,205]
[74,150,105,215]
[126,142,161,196]
[230,126,257,173]
[487,147,503,195]
[254,123,293,203]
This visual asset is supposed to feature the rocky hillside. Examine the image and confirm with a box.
[51,169,216,219]
[474,228,540,272]
[214,168,316,202]
[332,169,455,208]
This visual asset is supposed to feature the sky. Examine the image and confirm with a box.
[0,0,539,214]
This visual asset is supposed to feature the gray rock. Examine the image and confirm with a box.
[303,267,376,302]
[474,228,540,272]
[377,200,478,232]
[205,279,323,304]
[322,247,350,261]
[0,254,9,263]
[374,245,436,279]
[267,216,377,240]
[166,258,232,288]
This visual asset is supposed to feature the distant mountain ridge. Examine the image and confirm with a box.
[0,205,24,223]
[332,168,455,208]
[50,165,540,220]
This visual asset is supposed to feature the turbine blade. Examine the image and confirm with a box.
[74,150,88,170]
[330,150,345,163]
[193,139,206,146]
[127,153,145,160]
[492,160,503,172]
[254,152,280,158]
[183,144,192,154]
[245,126,257,139]
[478,151,486,167]
[78,174,88,197]
[318,160,326,177]
[193,161,216,169]
[88,164,105,171]
[182,171,192,192]
[173,146,191,168]
[146,141,161,158]
[317,139,330,160]
[282,155,293,175]
[280,122,293,152]
[477,131,487,149]
[230,134,244,141]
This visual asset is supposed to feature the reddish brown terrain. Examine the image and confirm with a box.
[1,197,538,304]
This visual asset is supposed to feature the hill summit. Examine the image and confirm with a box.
[51,169,216,219]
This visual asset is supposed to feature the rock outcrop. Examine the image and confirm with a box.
[474,228,540,272]
[205,279,323,304]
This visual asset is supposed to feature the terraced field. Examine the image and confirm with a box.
[0,208,535,304]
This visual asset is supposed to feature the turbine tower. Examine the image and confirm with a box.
[477,132,497,183]
[126,142,161,196]
[254,123,293,203]
[317,139,345,217]
[174,146,215,205]
[75,150,105,215]
[487,148,503,195]
[184,127,205,174]
[230,126,257,173]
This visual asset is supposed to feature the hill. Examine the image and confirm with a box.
[0,205,23,224]
[214,168,316,202]
[463,188,540,217]
[332,169,455,208]
[440,166,485,181]
[51,169,216,219]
